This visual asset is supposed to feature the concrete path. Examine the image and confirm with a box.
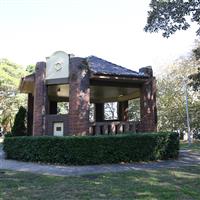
[0,146,200,177]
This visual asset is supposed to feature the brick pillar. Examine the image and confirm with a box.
[139,67,157,132]
[49,101,57,114]
[118,101,128,121]
[95,103,104,122]
[27,93,34,135]
[68,58,90,136]
[33,62,47,136]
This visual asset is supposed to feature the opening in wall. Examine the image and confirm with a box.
[57,102,69,114]
[128,98,140,121]
[104,102,118,120]
[89,103,95,122]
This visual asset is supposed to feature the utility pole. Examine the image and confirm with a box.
[184,79,192,145]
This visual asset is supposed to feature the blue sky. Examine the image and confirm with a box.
[0,0,198,74]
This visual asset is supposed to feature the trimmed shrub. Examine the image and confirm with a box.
[3,132,179,165]
[11,106,27,136]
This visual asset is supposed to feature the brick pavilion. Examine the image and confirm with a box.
[19,51,157,136]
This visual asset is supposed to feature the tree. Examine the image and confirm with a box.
[104,102,118,120]
[0,59,27,132]
[11,106,27,136]
[145,1,200,91]
[188,41,200,91]
[144,0,200,38]
[157,54,200,134]
[189,67,200,91]
[128,98,140,121]
[26,64,35,74]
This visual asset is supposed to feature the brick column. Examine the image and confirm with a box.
[27,93,34,135]
[33,62,47,136]
[95,103,104,122]
[118,101,128,121]
[68,58,90,135]
[139,67,157,132]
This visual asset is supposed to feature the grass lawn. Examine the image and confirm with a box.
[0,166,200,200]
[180,140,200,154]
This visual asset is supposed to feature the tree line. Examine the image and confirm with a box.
[157,43,200,135]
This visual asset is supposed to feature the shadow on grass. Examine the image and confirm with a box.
[180,140,200,154]
[0,165,200,200]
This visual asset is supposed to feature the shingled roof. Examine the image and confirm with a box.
[87,56,146,77]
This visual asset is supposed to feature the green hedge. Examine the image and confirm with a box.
[3,132,179,165]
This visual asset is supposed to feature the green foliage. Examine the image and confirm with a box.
[26,64,35,74]
[11,106,27,136]
[128,98,140,121]
[145,0,200,101]
[189,67,200,91]
[0,58,27,132]
[57,102,69,114]
[157,50,200,132]
[188,42,200,91]
[145,0,200,91]
[145,0,200,38]
[3,132,179,165]
[4,132,13,138]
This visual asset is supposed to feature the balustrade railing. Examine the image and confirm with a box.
[89,121,138,135]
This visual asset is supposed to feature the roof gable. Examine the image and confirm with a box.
[87,56,145,77]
